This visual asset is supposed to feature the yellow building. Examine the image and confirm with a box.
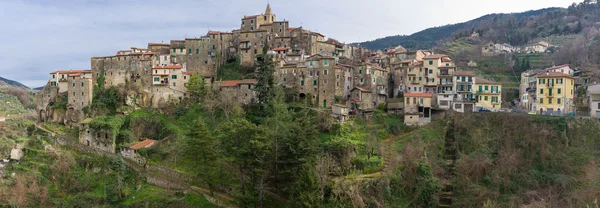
[404,93,433,126]
[475,77,502,111]
[537,72,575,115]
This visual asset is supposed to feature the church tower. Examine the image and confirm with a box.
[264,3,276,24]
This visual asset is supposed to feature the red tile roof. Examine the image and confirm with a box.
[475,77,499,85]
[153,65,183,69]
[273,47,289,51]
[537,72,572,78]
[404,93,433,98]
[242,15,259,20]
[423,54,449,59]
[68,73,81,77]
[220,80,240,87]
[130,139,157,150]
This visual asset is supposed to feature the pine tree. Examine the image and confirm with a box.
[252,41,277,118]
[575,21,583,33]
[182,119,220,196]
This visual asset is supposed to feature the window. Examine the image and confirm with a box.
[72,83,75,87]
[324,60,329,66]
[558,88,561,94]
[484,96,488,101]
[309,61,313,66]
[188,49,192,54]
[180,49,183,52]
[485,86,489,91]
[359,70,362,74]
[212,45,216,49]
[250,20,254,24]
[549,98,552,104]
[301,81,304,86]
[540,89,544,94]
[360,78,364,83]
[419,77,422,81]
[184,76,187,80]
[429,61,433,65]
[173,82,176,87]
[81,82,84,87]
[540,98,543,104]
[52,74,56,79]
[324,70,328,75]
[429,69,433,74]
[557,98,561,104]
[154,77,160,82]
[82,92,84,96]
[196,49,199,54]
[324,80,328,84]
[172,75,177,80]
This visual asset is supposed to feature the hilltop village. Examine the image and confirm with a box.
[35,4,598,139]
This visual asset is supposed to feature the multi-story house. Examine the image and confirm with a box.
[474,77,502,111]
[520,69,541,112]
[452,70,476,113]
[215,79,257,105]
[536,72,575,115]
[404,93,433,126]
[151,64,194,108]
[588,84,600,118]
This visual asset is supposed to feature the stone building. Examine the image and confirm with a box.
[120,139,157,166]
[404,93,433,126]
[151,64,193,108]
[215,79,258,105]
[79,118,118,153]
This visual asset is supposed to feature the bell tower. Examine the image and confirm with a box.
[264,3,276,24]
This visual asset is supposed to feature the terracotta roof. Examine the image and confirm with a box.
[537,72,572,78]
[475,77,499,85]
[273,47,289,51]
[207,31,222,35]
[400,59,415,63]
[288,27,297,31]
[50,70,91,74]
[68,73,81,77]
[242,15,259,20]
[238,79,257,85]
[423,54,449,60]
[153,65,183,69]
[404,93,433,98]
[453,70,475,76]
[130,139,157,150]
[184,71,198,75]
[219,80,240,87]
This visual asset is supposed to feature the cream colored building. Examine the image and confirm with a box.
[404,93,433,126]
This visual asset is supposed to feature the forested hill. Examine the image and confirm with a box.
[0,77,30,90]
[357,7,563,50]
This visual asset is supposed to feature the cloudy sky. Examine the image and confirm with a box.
[0,0,581,88]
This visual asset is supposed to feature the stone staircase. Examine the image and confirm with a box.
[439,120,457,208]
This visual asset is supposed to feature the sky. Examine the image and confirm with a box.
[0,0,582,88]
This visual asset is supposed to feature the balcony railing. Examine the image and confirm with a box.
[527,87,536,92]
[437,72,453,77]
[476,90,501,94]
[438,81,452,86]
[457,88,472,92]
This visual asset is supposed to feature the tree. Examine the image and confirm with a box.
[575,21,583,34]
[219,117,270,205]
[251,46,277,119]
[186,74,209,100]
[182,119,220,196]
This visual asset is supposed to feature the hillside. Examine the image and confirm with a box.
[357,7,564,50]
[0,77,30,90]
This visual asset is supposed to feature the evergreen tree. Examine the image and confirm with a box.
[524,58,531,70]
[575,21,583,33]
[252,46,277,118]
[182,119,220,196]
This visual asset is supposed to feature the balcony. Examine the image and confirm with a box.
[476,90,501,94]
[154,80,169,85]
[437,72,453,77]
[438,81,452,86]
[457,88,472,93]
[545,93,554,97]
[527,87,536,92]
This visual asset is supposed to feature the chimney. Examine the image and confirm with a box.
[546,72,549,76]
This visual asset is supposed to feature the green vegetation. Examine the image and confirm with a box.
[216,56,253,80]
[89,86,124,116]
